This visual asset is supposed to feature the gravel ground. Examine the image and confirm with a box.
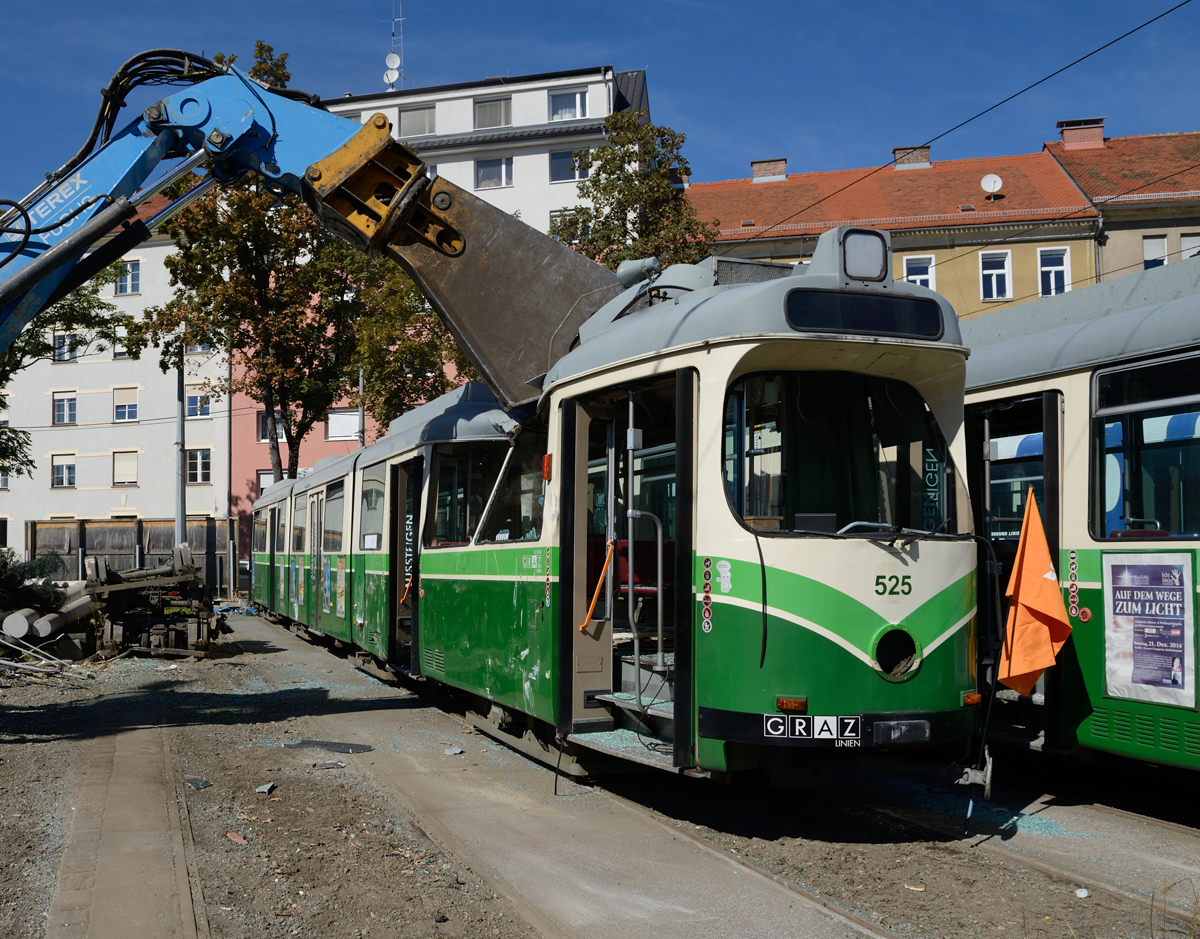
[0,642,539,939]
[604,772,1190,938]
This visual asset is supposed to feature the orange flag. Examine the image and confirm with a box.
[998,487,1073,696]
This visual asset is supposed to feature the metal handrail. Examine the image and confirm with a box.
[628,509,665,676]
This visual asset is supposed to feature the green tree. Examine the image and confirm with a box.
[351,262,472,438]
[549,110,720,270]
[0,263,133,479]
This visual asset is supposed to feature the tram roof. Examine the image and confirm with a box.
[544,227,964,392]
[963,257,1200,392]
[254,383,520,507]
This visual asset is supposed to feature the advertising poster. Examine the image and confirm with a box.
[323,558,332,612]
[336,557,346,618]
[1103,553,1195,707]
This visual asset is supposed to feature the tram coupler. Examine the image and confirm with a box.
[954,745,994,801]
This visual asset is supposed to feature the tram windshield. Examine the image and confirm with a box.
[724,371,957,535]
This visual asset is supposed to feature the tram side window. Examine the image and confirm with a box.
[359,465,386,551]
[477,431,548,543]
[252,511,268,553]
[1093,355,1200,537]
[292,496,308,552]
[723,371,957,534]
[274,504,288,552]
[426,442,508,546]
[324,481,345,553]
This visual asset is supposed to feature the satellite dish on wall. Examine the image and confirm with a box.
[981,174,1003,201]
[385,52,401,69]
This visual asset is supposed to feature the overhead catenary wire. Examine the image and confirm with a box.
[715,0,1197,257]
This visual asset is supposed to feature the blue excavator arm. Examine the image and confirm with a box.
[0,52,620,408]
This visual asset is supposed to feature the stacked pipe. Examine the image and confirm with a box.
[3,581,92,639]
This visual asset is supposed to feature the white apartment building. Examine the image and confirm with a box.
[326,66,650,234]
[0,220,232,551]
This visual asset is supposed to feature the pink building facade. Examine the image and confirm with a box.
[229,384,378,569]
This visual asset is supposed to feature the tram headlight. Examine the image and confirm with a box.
[843,229,888,282]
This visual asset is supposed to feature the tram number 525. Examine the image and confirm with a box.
[875,575,912,596]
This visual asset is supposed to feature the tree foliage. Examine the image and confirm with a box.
[351,263,472,440]
[134,41,469,479]
[0,263,131,479]
[0,549,65,612]
[549,111,719,270]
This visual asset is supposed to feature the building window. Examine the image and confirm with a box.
[53,333,78,362]
[52,392,76,425]
[0,519,6,547]
[185,341,212,354]
[1144,235,1168,270]
[186,387,210,418]
[1039,247,1069,297]
[115,260,140,295]
[113,387,138,422]
[112,451,138,487]
[475,157,514,190]
[399,106,435,137]
[186,449,211,484]
[980,251,1012,301]
[51,455,75,488]
[550,90,587,121]
[112,341,128,359]
[257,470,275,495]
[1183,233,1200,261]
[549,150,589,183]
[258,409,288,442]
[903,256,935,290]
[0,469,8,489]
[325,408,360,441]
[474,97,511,130]
[549,209,582,242]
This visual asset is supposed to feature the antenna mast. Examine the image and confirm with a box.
[384,0,407,91]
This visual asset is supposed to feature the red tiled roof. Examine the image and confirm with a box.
[686,151,1097,242]
[1045,132,1200,204]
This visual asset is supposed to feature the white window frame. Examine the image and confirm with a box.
[257,469,276,495]
[902,255,935,291]
[257,409,288,443]
[53,332,79,362]
[115,259,140,296]
[398,105,436,138]
[186,448,212,484]
[1037,246,1071,297]
[52,392,77,426]
[112,450,138,488]
[979,250,1013,301]
[113,387,138,423]
[186,386,210,419]
[51,454,76,489]
[549,89,588,122]
[1143,234,1168,270]
[325,408,361,441]
[549,149,589,184]
[474,157,514,190]
[1182,233,1200,261]
[473,96,512,130]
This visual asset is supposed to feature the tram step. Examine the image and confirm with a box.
[567,727,680,774]
[595,692,674,720]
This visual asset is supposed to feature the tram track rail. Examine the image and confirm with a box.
[841,796,1199,929]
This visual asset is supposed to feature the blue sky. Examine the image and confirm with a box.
[1,1,1197,197]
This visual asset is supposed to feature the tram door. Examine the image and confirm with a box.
[568,378,682,733]
[310,493,325,632]
[267,507,278,614]
[389,457,423,669]
[966,391,1063,741]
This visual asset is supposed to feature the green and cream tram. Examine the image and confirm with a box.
[964,257,1200,769]
[253,226,981,778]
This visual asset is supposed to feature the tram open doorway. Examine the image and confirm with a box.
[965,390,1065,753]
[560,370,697,771]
